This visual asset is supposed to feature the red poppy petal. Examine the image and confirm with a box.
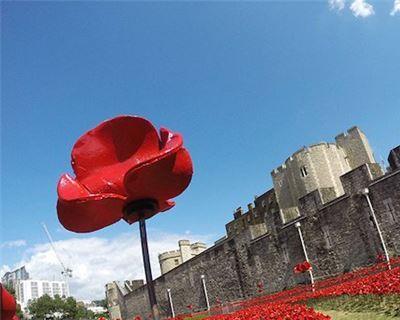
[71,116,160,179]
[57,194,126,233]
[2,286,16,311]
[1,286,16,320]
[123,148,193,202]
[159,200,175,212]
[159,127,183,154]
[57,174,90,201]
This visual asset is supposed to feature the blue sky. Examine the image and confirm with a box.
[1,1,399,299]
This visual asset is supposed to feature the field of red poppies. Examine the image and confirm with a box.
[170,257,400,320]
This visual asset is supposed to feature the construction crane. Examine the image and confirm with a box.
[41,223,73,280]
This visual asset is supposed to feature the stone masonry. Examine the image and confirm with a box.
[111,145,400,320]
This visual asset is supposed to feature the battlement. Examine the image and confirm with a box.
[178,240,191,246]
[272,164,286,176]
[334,125,361,141]
[272,143,338,177]
[158,250,180,261]
[190,242,207,249]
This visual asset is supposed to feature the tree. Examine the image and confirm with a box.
[92,299,107,308]
[28,294,55,319]
[28,295,96,320]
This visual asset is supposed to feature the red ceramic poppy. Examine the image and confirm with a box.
[294,261,312,274]
[1,285,17,320]
[57,116,193,233]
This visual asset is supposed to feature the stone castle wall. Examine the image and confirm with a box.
[119,163,400,319]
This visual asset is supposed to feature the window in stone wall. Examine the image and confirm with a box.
[383,198,396,223]
[321,225,333,249]
[300,166,308,177]
[174,259,179,265]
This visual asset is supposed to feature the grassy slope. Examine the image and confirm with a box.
[320,310,400,320]
[307,294,400,317]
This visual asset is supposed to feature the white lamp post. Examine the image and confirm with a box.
[360,188,391,270]
[294,222,315,290]
[166,288,175,318]
[200,274,210,311]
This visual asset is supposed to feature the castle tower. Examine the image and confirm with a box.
[159,240,207,275]
[179,240,192,262]
[271,126,380,223]
[335,126,376,168]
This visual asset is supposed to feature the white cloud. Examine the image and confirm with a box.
[0,239,27,249]
[0,265,11,276]
[329,0,346,11]
[1,231,211,301]
[350,0,375,17]
[391,0,400,15]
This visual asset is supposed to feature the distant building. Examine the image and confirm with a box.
[15,279,70,311]
[78,300,107,314]
[158,240,207,275]
[106,280,144,320]
[271,126,381,222]
[1,266,30,289]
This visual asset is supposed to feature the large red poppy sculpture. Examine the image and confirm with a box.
[1,285,19,320]
[57,116,193,319]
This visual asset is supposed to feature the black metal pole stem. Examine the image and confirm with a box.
[139,216,160,320]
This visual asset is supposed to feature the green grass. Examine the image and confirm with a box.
[320,310,400,320]
[307,294,400,317]
[183,315,208,320]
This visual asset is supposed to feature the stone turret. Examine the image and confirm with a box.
[159,240,207,275]
[335,126,376,169]
[179,240,192,262]
[271,126,381,223]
